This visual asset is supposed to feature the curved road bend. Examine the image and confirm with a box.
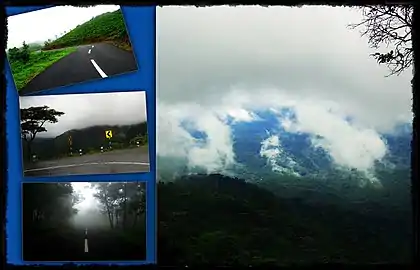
[19,42,138,96]
[24,147,150,177]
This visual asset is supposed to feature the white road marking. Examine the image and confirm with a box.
[92,45,94,48]
[88,49,91,54]
[24,162,150,172]
[90,59,108,78]
[85,239,89,253]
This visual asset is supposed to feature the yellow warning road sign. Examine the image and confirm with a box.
[105,130,113,139]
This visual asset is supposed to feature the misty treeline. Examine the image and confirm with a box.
[92,182,146,230]
[23,183,80,231]
[20,105,148,162]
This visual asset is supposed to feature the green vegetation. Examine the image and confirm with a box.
[7,8,131,91]
[45,9,131,52]
[158,174,412,266]
[9,44,76,90]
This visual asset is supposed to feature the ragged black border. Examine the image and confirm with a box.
[2,0,419,269]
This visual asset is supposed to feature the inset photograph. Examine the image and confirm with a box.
[6,5,138,96]
[23,181,147,262]
[20,91,150,177]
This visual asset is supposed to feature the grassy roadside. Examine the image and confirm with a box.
[10,47,77,91]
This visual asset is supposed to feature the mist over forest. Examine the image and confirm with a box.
[22,182,146,261]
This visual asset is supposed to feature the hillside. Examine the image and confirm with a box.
[158,174,412,265]
[44,9,132,51]
[24,122,147,161]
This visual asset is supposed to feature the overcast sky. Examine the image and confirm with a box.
[7,5,120,49]
[19,91,147,138]
[156,6,413,176]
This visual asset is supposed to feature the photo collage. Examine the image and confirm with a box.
[3,4,415,268]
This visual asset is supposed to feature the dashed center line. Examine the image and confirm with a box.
[90,59,108,78]
[87,44,107,78]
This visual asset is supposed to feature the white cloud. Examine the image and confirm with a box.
[157,6,412,128]
[157,102,235,173]
[156,6,412,178]
[260,134,300,176]
[7,5,120,49]
[279,99,388,171]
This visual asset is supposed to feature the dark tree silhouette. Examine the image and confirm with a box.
[349,6,413,77]
[20,106,65,161]
[93,182,146,230]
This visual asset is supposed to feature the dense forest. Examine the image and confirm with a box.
[158,173,412,266]
[22,182,147,261]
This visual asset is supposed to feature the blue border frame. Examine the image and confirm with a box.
[5,5,156,265]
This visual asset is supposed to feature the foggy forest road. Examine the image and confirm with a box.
[19,43,138,96]
[24,147,150,176]
[23,227,146,262]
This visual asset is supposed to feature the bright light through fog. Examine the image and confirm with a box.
[71,182,99,210]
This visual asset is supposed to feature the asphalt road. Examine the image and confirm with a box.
[24,147,150,177]
[23,227,146,262]
[19,43,138,96]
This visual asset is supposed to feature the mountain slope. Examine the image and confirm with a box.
[44,9,131,51]
[25,122,147,160]
[175,108,412,185]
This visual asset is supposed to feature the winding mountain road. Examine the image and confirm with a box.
[19,42,138,96]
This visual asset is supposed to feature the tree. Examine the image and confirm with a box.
[7,47,21,62]
[7,41,31,63]
[93,182,146,230]
[20,106,65,161]
[23,183,77,228]
[93,183,115,229]
[349,6,413,77]
[21,41,30,62]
